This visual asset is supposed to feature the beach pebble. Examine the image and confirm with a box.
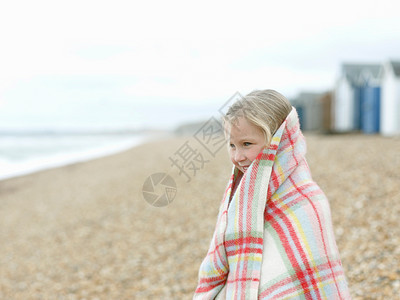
[0,134,399,298]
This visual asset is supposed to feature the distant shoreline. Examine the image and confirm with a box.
[0,118,214,182]
[0,130,173,182]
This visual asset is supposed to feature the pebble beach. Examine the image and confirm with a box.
[0,133,399,299]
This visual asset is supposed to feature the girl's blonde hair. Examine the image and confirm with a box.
[223,89,292,146]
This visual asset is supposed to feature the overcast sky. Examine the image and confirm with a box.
[0,0,399,130]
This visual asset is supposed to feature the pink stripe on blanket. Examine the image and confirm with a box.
[268,199,323,299]
[290,176,344,299]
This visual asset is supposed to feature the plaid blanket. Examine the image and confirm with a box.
[194,108,350,299]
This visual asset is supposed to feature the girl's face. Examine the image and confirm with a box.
[225,117,266,173]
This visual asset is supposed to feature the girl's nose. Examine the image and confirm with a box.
[234,150,246,162]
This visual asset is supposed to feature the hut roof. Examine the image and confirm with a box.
[297,92,323,101]
[389,61,400,77]
[290,92,323,105]
[342,63,382,85]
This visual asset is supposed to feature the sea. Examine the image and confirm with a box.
[0,100,225,181]
[0,130,161,181]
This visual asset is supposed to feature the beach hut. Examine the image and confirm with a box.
[334,63,382,132]
[320,92,334,132]
[360,85,381,134]
[380,60,400,136]
[358,67,382,134]
[289,97,304,130]
[290,92,324,131]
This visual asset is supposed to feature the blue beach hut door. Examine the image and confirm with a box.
[361,86,381,134]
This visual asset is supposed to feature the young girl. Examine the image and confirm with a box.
[194,90,350,299]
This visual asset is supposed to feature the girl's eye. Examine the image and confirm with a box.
[244,142,252,146]
[229,144,235,148]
